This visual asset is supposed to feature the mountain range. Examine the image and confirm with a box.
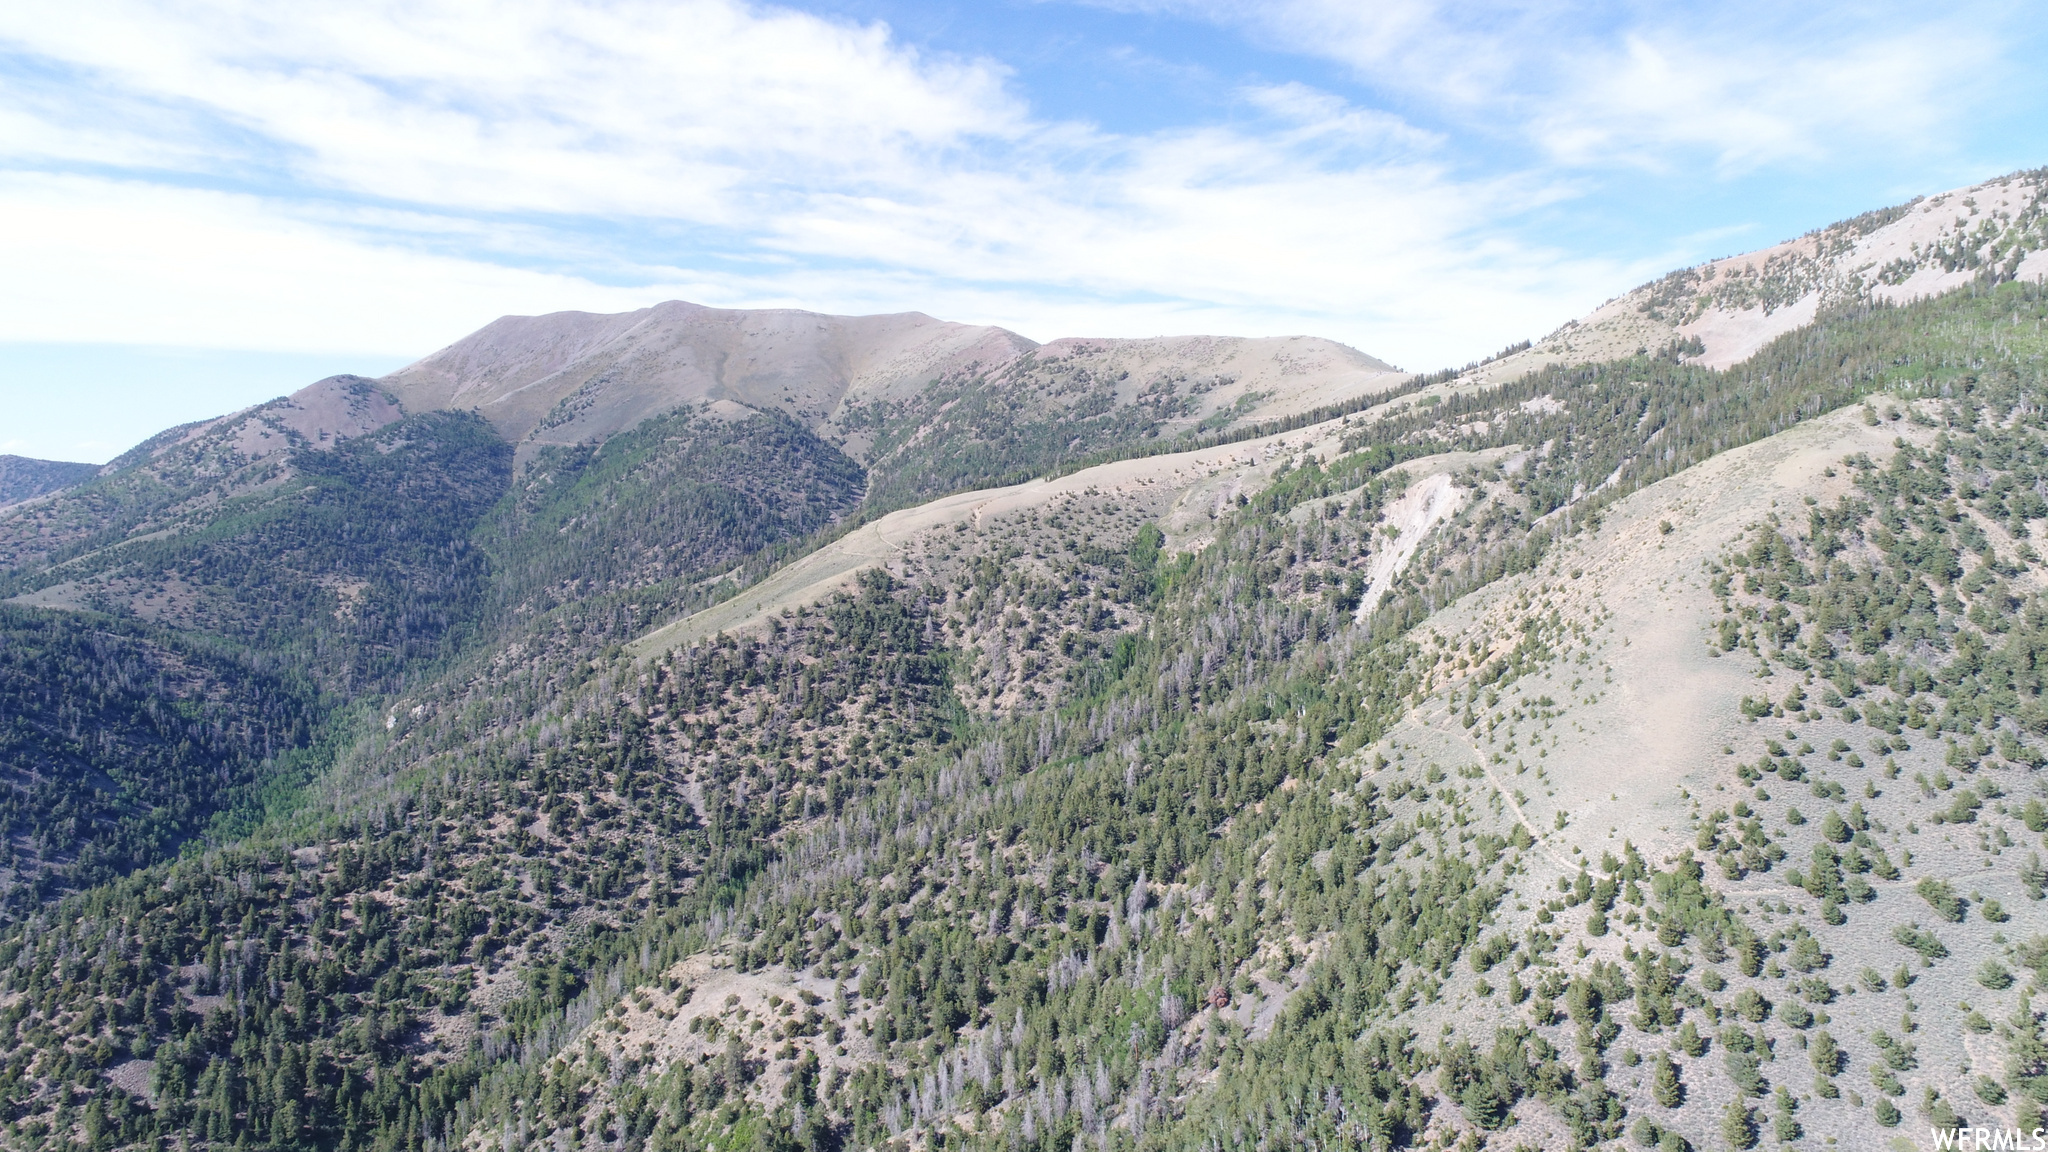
[1,166,2046,1152]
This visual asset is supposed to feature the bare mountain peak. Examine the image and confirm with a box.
[378,300,1407,463]
[379,301,1037,453]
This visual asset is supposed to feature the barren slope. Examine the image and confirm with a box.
[379,301,1408,469]
[380,303,1032,452]
[1472,168,2048,385]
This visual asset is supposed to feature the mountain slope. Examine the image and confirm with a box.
[379,302,1408,507]
[0,456,97,508]
[0,605,319,907]
[0,375,406,579]
[625,414,1365,659]
[476,406,867,620]
[4,408,510,695]
[1473,166,2048,383]
[490,278,2048,1152]
[2,176,2048,1152]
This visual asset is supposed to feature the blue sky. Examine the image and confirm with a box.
[3,0,2046,462]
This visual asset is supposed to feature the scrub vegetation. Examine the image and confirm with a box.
[1,237,2047,1152]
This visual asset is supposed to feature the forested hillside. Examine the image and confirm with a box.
[0,457,97,508]
[476,408,866,621]
[1,191,2047,1152]
[2,411,509,695]
[0,607,317,907]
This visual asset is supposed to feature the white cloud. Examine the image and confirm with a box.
[1128,1,2009,172]
[1531,24,1997,173]
[1,0,1027,217]
[0,162,1620,372]
[0,172,696,353]
[0,0,1655,371]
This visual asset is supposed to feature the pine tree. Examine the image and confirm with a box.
[1720,1100,1756,1150]
[1772,1086,1801,1142]
[1652,1051,1683,1107]
[1676,1020,1707,1057]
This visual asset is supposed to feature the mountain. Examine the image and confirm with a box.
[1470,167,2048,382]
[0,454,98,507]
[1,379,508,694]
[0,171,2046,1152]
[379,301,1403,454]
[0,375,406,577]
[380,301,1406,510]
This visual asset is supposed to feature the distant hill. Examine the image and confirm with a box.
[0,453,96,506]
[378,302,1409,506]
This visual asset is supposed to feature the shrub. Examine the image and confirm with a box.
[1916,877,1966,922]
[1892,923,1949,960]
[1977,960,2014,990]
[1978,1077,2008,1106]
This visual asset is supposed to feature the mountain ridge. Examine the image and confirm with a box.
[375,301,1409,488]
[0,168,2046,1152]
[1469,167,2048,384]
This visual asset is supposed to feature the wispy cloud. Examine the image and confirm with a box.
[0,0,1634,368]
[1136,1,2009,172]
[0,0,2032,379]
[1,0,1029,214]
[1532,22,2000,173]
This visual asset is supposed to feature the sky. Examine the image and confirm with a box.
[3,1,2046,462]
